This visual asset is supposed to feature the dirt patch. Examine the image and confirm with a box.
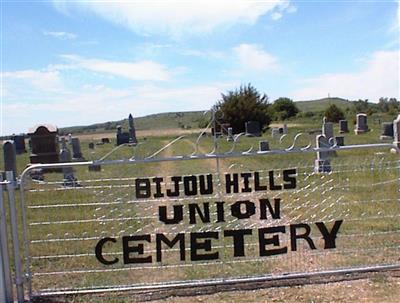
[150,275,400,303]
[34,270,400,302]
[270,123,304,128]
[75,129,201,141]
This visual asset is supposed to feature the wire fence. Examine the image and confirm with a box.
[18,153,400,297]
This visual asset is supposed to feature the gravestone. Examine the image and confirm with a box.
[11,135,26,154]
[322,117,334,142]
[339,120,349,133]
[117,132,130,145]
[354,113,368,134]
[314,135,331,173]
[101,138,110,144]
[88,164,101,172]
[29,169,44,181]
[211,123,222,137]
[380,122,394,140]
[60,138,72,164]
[259,140,270,152]
[271,128,280,138]
[117,125,122,136]
[116,125,130,146]
[88,143,95,149]
[227,127,234,142]
[3,141,17,180]
[128,114,137,144]
[393,114,400,151]
[335,136,345,146]
[60,138,78,187]
[28,124,59,166]
[245,121,261,137]
[283,124,288,134]
[71,137,83,159]
[220,123,231,136]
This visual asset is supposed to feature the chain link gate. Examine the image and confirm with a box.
[2,122,399,302]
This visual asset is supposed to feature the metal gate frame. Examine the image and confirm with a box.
[2,115,400,302]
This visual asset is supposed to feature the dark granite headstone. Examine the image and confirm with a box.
[220,123,231,136]
[245,121,261,137]
[71,137,83,159]
[11,135,26,154]
[211,124,222,137]
[3,141,17,180]
[335,136,345,146]
[28,124,59,165]
[117,132,130,145]
[380,122,394,140]
[88,164,101,172]
[101,138,110,144]
[259,140,269,151]
[88,143,95,149]
[128,114,137,144]
[339,120,349,133]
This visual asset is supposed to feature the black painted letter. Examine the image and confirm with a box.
[95,237,118,265]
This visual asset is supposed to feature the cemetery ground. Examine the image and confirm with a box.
[1,115,400,302]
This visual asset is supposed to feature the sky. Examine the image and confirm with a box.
[1,0,399,135]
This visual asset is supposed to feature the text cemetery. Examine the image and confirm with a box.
[95,169,343,265]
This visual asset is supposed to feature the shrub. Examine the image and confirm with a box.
[272,97,299,120]
[324,104,345,122]
[214,84,272,133]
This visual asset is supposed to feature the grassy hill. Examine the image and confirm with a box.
[59,97,355,134]
[60,110,208,135]
[295,97,353,112]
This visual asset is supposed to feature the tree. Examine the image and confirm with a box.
[378,97,399,114]
[272,97,299,120]
[214,84,271,133]
[353,99,370,113]
[378,97,389,112]
[324,104,345,122]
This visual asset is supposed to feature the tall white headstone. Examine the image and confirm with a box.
[227,127,234,142]
[322,117,334,142]
[60,138,77,186]
[283,124,288,134]
[271,128,279,138]
[354,113,368,134]
[314,135,331,173]
[393,114,400,151]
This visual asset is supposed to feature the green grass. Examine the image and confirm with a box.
[2,114,400,300]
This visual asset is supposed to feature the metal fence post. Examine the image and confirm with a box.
[0,175,13,303]
[6,171,25,302]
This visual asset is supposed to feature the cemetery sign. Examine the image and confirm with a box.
[95,169,343,265]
